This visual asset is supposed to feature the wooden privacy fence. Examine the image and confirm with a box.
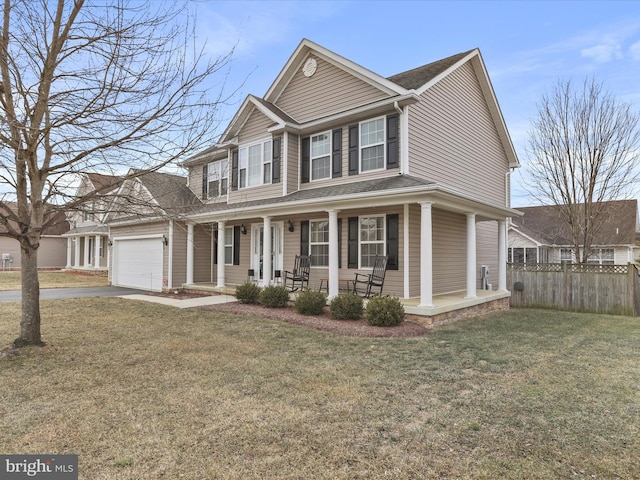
[507,263,640,316]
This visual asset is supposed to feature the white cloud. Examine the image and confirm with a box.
[629,40,640,60]
[581,42,623,63]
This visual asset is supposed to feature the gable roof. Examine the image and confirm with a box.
[0,202,69,236]
[134,170,200,212]
[86,173,123,194]
[511,200,640,246]
[387,50,476,89]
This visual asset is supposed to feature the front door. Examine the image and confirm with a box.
[251,222,283,284]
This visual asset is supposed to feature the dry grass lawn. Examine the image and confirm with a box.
[1,298,638,479]
[0,270,109,290]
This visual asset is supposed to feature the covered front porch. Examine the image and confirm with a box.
[62,226,109,271]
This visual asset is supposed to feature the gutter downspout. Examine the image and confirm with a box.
[393,101,409,175]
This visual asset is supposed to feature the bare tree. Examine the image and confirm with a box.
[0,0,235,347]
[526,78,640,264]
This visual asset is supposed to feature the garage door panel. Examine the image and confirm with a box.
[114,238,163,291]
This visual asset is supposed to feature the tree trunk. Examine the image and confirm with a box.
[15,243,43,347]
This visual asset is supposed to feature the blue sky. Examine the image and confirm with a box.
[191,0,640,207]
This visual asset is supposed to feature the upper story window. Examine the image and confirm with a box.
[239,139,272,189]
[360,117,385,172]
[311,132,331,181]
[206,159,228,198]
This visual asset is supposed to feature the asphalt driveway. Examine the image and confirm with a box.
[0,286,144,302]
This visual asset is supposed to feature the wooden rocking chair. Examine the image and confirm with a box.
[283,255,311,291]
[352,256,388,298]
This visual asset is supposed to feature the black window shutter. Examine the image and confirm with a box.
[348,217,358,268]
[301,137,310,183]
[386,214,399,270]
[386,114,399,170]
[348,125,359,176]
[233,226,240,265]
[202,165,208,199]
[213,229,218,265]
[231,150,239,191]
[332,128,342,178]
[272,137,281,183]
[300,221,309,256]
[338,218,342,269]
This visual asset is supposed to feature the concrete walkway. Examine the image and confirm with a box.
[120,293,237,309]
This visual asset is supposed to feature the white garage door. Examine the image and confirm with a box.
[113,238,163,291]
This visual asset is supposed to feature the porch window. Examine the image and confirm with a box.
[360,117,385,172]
[360,216,385,268]
[310,220,329,266]
[560,248,574,264]
[239,139,272,189]
[224,226,234,265]
[587,248,615,265]
[207,160,228,198]
[311,132,331,181]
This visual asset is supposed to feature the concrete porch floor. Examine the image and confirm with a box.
[182,282,511,322]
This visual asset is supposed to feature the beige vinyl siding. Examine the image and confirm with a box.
[194,225,213,283]
[171,223,187,287]
[432,209,466,295]
[223,223,251,286]
[189,163,205,201]
[238,109,274,144]
[408,61,509,206]
[286,134,299,195]
[0,237,67,270]
[476,220,499,290]
[275,56,389,123]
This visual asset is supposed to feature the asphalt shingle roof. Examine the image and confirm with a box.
[387,50,475,90]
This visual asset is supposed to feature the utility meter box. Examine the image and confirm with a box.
[2,253,10,261]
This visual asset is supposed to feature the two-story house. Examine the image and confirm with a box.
[108,39,520,317]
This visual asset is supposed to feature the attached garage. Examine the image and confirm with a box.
[112,236,164,291]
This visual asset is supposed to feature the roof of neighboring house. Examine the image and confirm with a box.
[86,172,123,193]
[387,50,476,90]
[511,200,640,246]
[0,202,70,236]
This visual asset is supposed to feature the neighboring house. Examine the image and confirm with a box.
[508,200,640,265]
[0,203,70,270]
[107,38,520,316]
[63,173,123,271]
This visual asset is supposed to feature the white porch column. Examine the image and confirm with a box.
[106,238,111,282]
[216,221,226,288]
[94,235,101,268]
[167,220,174,289]
[466,213,477,299]
[74,237,80,268]
[498,219,507,291]
[328,209,340,299]
[419,202,434,307]
[65,238,72,268]
[186,223,194,285]
[263,216,272,287]
[83,235,90,269]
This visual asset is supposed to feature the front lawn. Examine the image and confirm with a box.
[0,270,109,290]
[1,300,638,479]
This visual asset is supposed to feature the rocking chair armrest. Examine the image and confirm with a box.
[353,272,373,282]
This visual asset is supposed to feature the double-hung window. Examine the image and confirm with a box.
[311,132,331,181]
[359,216,385,268]
[207,160,228,198]
[587,248,615,265]
[310,220,329,266]
[224,227,234,265]
[360,117,385,172]
[239,139,272,189]
[560,248,574,264]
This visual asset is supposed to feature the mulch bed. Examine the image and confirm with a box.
[198,302,431,338]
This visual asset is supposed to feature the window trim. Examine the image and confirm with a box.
[310,131,332,182]
[359,116,386,174]
[309,219,330,267]
[224,226,234,266]
[238,137,272,189]
[206,159,229,199]
[359,215,385,269]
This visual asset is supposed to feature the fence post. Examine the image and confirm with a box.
[562,262,569,310]
[628,263,638,316]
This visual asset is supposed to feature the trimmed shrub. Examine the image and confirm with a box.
[329,293,364,320]
[235,281,261,304]
[295,290,327,316]
[258,285,290,308]
[365,296,405,327]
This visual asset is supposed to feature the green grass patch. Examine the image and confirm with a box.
[0,302,638,479]
[0,270,108,290]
